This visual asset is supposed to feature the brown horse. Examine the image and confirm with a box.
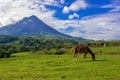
[71,45,95,62]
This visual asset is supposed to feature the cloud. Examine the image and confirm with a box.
[68,13,120,40]
[68,13,79,20]
[40,0,65,6]
[49,12,120,40]
[63,0,88,13]
[101,0,120,12]
[60,0,65,4]
[0,0,56,26]
[62,6,69,13]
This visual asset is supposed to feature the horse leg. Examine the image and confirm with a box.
[72,48,78,62]
[75,53,77,62]
[73,53,77,62]
[83,53,87,61]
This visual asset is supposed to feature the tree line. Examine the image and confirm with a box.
[0,35,79,58]
[1,35,120,58]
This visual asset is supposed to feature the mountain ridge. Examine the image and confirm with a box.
[0,15,91,41]
[0,15,62,36]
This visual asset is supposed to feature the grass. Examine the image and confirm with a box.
[92,46,120,55]
[0,51,120,80]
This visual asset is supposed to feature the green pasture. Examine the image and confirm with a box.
[0,46,120,80]
[92,46,120,55]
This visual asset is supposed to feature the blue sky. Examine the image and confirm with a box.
[48,0,112,19]
[0,0,120,40]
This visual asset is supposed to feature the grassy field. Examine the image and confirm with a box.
[0,46,120,80]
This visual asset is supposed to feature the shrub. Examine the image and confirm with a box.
[35,48,65,55]
[0,49,11,58]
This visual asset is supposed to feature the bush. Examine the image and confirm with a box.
[35,48,65,55]
[0,49,11,58]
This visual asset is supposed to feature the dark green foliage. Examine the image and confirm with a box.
[36,48,65,55]
[0,49,5,58]
[86,40,120,47]
[0,48,11,58]
[0,35,18,44]
[0,35,79,57]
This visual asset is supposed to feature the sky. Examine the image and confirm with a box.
[0,0,120,40]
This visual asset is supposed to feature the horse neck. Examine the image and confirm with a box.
[88,48,94,54]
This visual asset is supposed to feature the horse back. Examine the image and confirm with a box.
[72,45,92,53]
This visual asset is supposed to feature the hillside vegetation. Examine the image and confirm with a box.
[0,35,79,58]
[0,35,120,58]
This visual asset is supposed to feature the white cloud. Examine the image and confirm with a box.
[67,13,120,40]
[63,0,88,13]
[63,6,69,13]
[39,0,65,7]
[68,13,79,20]
[0,0,56,26]
[101,0,120,12]
[102,4,120,12]
[48,12,120,40]
[60,0,65,4]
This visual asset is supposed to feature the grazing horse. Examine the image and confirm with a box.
[72,45,95,62]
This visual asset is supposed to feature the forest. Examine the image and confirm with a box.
[0,35,120,58]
